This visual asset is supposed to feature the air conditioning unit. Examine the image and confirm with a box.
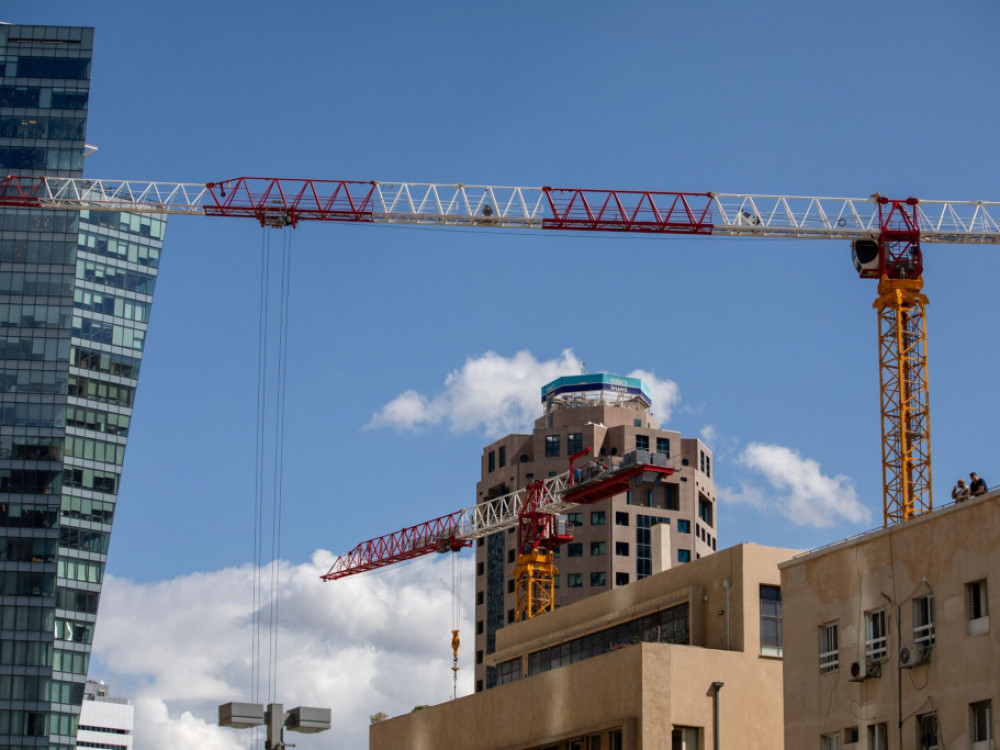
[849,659,882,681]
[900,644,932,668]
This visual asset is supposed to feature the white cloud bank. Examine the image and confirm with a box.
[720,442,871,528]
[92,553,473,750]
[366,349,681,435]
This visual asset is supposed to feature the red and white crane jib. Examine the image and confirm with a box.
[3,175,1000,242]
[320,453,674,582]
[319,470,575,582]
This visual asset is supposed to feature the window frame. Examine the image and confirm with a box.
[865,609,888,662]
[819,622,839,673]
[867,722,888,750]
[760,585,783,656]
[545,434,560,457]
[971,700,992,747]
[917,712,939,750]
[913,594,935,648]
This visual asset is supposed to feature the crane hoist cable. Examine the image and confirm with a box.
[249,226,295,708]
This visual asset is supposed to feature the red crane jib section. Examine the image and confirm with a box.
[321,510,472,582]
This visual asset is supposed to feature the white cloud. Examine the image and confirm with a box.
[626,369,680,422]
[366,349,585,435]
[365,352,687,435]
[720,443,871,528]
[699,424,718,446]
[91,552,473,750]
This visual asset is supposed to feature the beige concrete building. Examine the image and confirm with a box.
[371,542,797,750]
[781,489,1000,749]
[474,374,717,692]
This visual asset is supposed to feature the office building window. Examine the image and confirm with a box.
[567,543,583,558]
[545,435,560,457]
[656,437,670,457]
[698,497,713,526]
[567,432,583,455]
[968,579,989,620]
[672,728,699,748]
[507,579,515,594]
[567,513,583,527]
[591,511,606,526]
[867,723,888,750]
[819,622,838,673]
[677,549,690,563]
[843,727,859,744]
[635,515,665,580]
[760,585,783,656]
[507,609,515,624]
[705,454,711,477]
[615,572,629,586]
[615,512,629,526]
[488,451,495,472]
[917,713,939,750]
[636,435,649,451]
[591,572,606,587]
[666,483,679,510]
[913,595,935,647]
[972,700,992,746]
[567,574,583,588]
[821,733,841,750]
[677,519,691,534]
[591,541,606,556]
[499,445,506,467]
[616,542,629,556]
[865,609,887,662]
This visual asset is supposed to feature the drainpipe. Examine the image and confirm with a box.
[724,579,732,650]
[712,681,724,750]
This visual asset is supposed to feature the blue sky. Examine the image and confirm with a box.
[7,2,1000,748]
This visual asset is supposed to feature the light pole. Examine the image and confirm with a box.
[220,701,331,749]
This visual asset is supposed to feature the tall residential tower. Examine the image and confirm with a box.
[1,24,165,748]
[473,374,717,692]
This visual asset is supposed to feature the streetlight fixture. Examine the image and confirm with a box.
[220,701,331,749]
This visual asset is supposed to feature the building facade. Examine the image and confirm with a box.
[0,24,165,748]
[781,489,1000,749]
[474,374,717,692]
[76,682,132,750]
[372,542,796,750]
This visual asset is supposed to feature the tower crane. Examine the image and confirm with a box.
[4,174,1000,529]
[321,447,674,621]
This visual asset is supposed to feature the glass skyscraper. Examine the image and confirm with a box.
[0,24,165,749]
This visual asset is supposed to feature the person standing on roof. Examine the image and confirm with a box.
[952,479,970,503]
[970,472,988,497]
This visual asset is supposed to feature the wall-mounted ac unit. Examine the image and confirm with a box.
[849,659,882,681]
[900,644,932,668]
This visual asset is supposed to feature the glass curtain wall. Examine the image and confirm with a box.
[0,25,165,749]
